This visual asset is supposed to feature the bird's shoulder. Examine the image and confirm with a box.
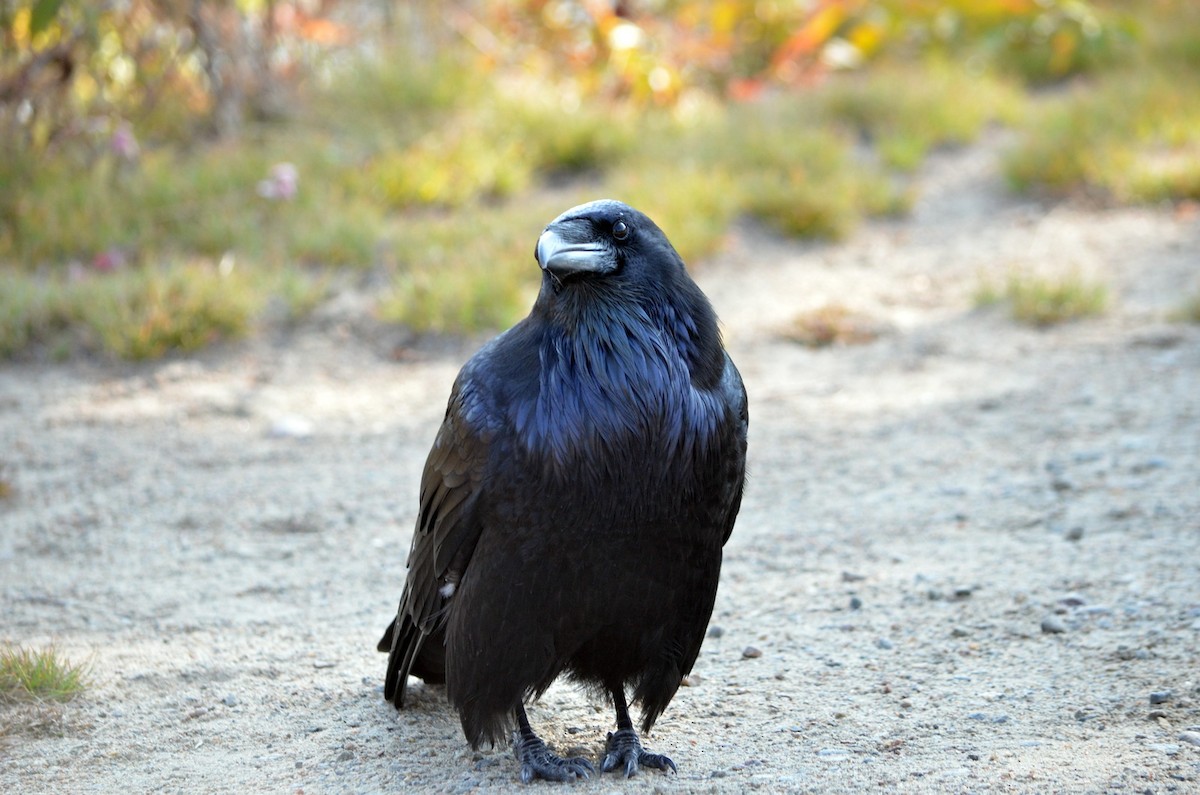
[718,350,747,425]
[452,320,542,423]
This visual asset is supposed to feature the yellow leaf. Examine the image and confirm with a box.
[12,7,31,44]
[848,22,885,57]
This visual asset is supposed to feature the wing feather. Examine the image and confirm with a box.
[382,377,492,707]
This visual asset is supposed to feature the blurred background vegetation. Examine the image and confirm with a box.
[1,0,1197,359]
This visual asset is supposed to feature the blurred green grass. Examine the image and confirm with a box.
[975,269,1110,327]
[1004,1,1200,199]
[0,644,88,704]
[1,1,1196,359]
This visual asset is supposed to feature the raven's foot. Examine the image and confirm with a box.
[601,728,677,778]
[512,729,594,783]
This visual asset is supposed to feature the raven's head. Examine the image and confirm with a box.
[531,199,725,390]
[534,199,683,295]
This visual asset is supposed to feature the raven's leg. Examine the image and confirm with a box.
[511,703,594,783]
[601,687,677,777]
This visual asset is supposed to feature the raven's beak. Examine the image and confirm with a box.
[536,228,614,279]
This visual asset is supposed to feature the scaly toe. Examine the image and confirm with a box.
[514,731,595,783]
[601,728,676,778]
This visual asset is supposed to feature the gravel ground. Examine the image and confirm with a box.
[2,137,1199,793]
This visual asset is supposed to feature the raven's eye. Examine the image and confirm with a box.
[612,220,629,241]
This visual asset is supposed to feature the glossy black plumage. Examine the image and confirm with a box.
[378,199,747,782]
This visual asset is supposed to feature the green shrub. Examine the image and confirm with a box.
[75,264,261,359]
[732,120,909,238]
[816,63,1024,171]
[0,275,53,357]
[983,2,1133,82]
[0,645,87,703]
[364,122,531,209]
[1006,74,1200,201]
[978,270,1109,326]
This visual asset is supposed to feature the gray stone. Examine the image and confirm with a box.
[1041,616,1067,634]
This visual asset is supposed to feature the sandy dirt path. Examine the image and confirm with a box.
[2,138,1199,793]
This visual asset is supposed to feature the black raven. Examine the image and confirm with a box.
[378,199,747,782]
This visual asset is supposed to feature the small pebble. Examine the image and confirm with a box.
[336,750,352,762]
[950,627,970,638]
[1041,616,1067,634]
[849,596,863,610]
[222,694,238,707]
[742,646,762,659]
[966,712,1009,724]
[1179,731,1200,747]
[1129,329,1184,349]
[1131,457,1169,473]
[707,625,725,638]
[875,638,894,650]
[1149,690,1173,705]
[1065,526,1084,541]
[451,777,482,794]
[268,414,314,439]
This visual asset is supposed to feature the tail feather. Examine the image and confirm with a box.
[383,617,418,707]
[376,619,395,653]
[382,613,446,708]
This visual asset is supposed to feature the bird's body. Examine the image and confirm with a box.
[379,200,747,781]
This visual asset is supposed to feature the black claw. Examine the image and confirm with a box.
[601,728,676,778]
[513,729,594,783]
